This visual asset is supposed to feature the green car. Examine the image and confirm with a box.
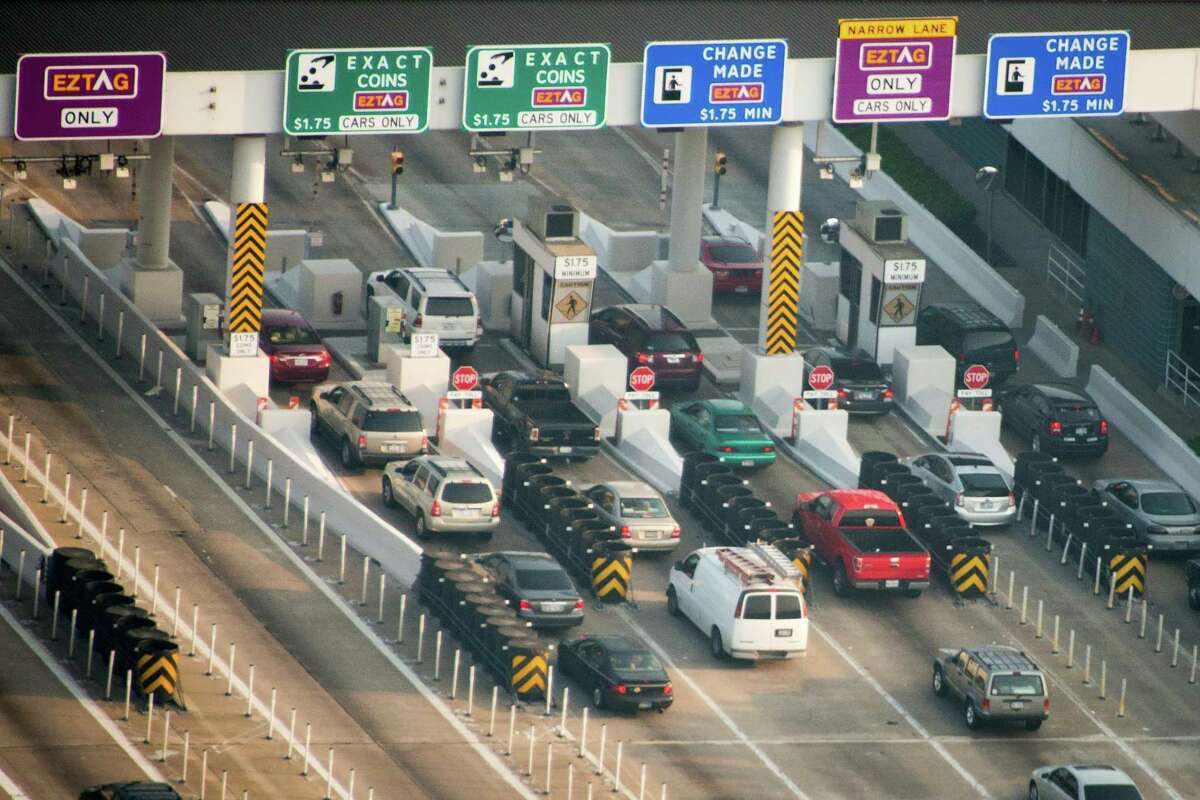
[669,399,777,467]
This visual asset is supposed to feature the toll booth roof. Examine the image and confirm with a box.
[845,220,926,262]
[545,239,595,257]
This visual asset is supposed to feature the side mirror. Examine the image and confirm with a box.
[673,560,685,573]
[819,218,840,245]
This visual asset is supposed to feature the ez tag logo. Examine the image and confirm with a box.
[296,53,336,92]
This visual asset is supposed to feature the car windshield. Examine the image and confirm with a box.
[266,325,320,345]
[1083,786,1143,800]
[515,568,573,591]
[619,497,669,518]
[424,297,474,317]
[962,330,1014,351]
[838,510,902,528]
[362,410,423,432]
[989,674,1043,696]
[1140,491,1196,515]
[644,332,696,353]
[441,482,493,504]
[959,471,1010,497]
[830,359,884,382]
[714,415,761,433]
[1055,404,1100,423]
[608,650,664,672]
[513,385,571,404]
[707,244,759,263]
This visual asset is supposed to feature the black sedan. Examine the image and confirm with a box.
[558,635,673,712]
[803,347,894,414]
[996,383,1109,458]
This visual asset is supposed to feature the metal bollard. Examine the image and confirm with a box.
[416,614,425,663]
[1005,571,1014,610]
[360,555,370,606]
[1061,533,1072,566]
[265,459,273,508]
[286,708,296,759]
[1125,587,1134,623]
[182,730,190,783]
[68,609,77,658]
[200,751,208,800]
[59,473,71,519]
[1051,615,1060,654]
[106,650,115,698]
[80,276,89,320]
[21,434,31,483]
[596,724,606,775]
[434,630,443,680]
[207,403,215,451]
[229,425,237,473]
[51,591,60,639]
[151,564,159,616]
[397,593,407,644]
[568,764,575,800]
[527,726,536,776]
[325,749,335,800]
[246,664,255,717]
[302,497,310,543]
[245,441,254,490]
[579,706,589,759]
[451,649,461,699]
[1093,557,1102,595]
[100,511,108,550]
[268,687,276,738]
[488,686,498,736]
[3,415,11,464]
[1155,614,1164,653]
[146,693,155,743]
[161,709,171,762]
[75,487,88,537]
[226,643,236,695]
[115,311,124,358]
[348,769,356,800]
[377,572,386,623]
[639,763,647,800]
[124,669,132,721]
[1171,629,1180,668]
[1066,630,1076,669]
[1190,645,1197,685]
[545,743,554,795]
[546,665,555,717]
[1099,661,1107,700]
[207,623,217,674]
[320,515,329,562]
[191,386,199,432]
[1139,598,1148,639]
[1045,513,1055,541]
[334,528,342,576]
[467,665,475,717]
[31,567,40,618]
[507,704,516,755]
[1083,645,1092,685]
[283,478,291,527]
[1107,573,1115,609]
[614,741,624,793]
[17,551,26,601]
[1117,679,1127,717]
[559,686,570,736]
[171,588,182,637]
[173,368,182,416]
[989,555,998,595]
[1035,600,1044,638]
[86,629,94,676]
[156,350,164,389]
[303,724,312,775]
[220,772,227,800]
[1019,586,1028,624]
[1045,519,1054,550]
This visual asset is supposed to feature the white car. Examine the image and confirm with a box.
[1029,765,1143,800]
[365,267,482,351]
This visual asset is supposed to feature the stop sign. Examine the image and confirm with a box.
[629,366,656,392]
[451,366,479,392]
[963,364,990,391]
[808,365,836,392]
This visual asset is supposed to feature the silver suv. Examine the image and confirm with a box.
[366,267,482,351]
[310,382,427,469]
[382,456,499,540]
[932,645,1048,731]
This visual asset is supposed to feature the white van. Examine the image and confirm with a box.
[666,543,809,661]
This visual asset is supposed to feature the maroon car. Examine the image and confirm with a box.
[700,237,763,295]
[589,305,703,391]
[259,309,331,383]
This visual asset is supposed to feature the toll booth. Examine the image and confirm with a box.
[510,200,597,369]
[834,201,927,366]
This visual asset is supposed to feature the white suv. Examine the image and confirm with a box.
[366,268,482,351]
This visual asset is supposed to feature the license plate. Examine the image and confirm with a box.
[1010,701,1025,710]
[741,460,755,467]
[734,286,749,293]
[638,702,653,709]
[558,446,573,454]
[1064,437,1076,442]
[382,443,405,454]
[665,356,682,363]
[885,580,900,588]
[640,530,662,540]
[1087,436,1098,442]
[452,508,477,518]
[775,628,792,637]
[979,501,995,511]
[541,602,567,613]
[856,391,873,400]
[294,357,310,366]
[1076,427,1088,435]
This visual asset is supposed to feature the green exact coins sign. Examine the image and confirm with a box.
[284,48,432,135]
[463,43,610,131]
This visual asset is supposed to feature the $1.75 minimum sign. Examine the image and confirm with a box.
[462,43,610,132]
[284,47,432,135]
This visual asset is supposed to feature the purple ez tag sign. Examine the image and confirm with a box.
[15,52,166,141]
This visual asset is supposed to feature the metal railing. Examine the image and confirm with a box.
[1046,242,1087,307]
[1165,349,1200,409]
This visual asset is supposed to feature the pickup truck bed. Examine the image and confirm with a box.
[840,529,928,554]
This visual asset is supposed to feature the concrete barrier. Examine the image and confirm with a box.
[613,408,682,495]
[947,409,1014,477]
[1086,365,1200,501]
[385,345,450,428]
[201,201,308,273]
[20,201,424,586]
[267,258,364,329]
[460,260,513,331]
[894,345,956,439]
[739,350,805,438]
[792,409,860,488]
[437,407,505,490]
[28,198,128,268]
[376,202,483,273]
[564,345,625,438]
[1026,315,1079,379]
[578,212,658,272]
[257,407,339,485]
[702,205,765,254]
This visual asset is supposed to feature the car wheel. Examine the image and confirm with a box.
[1028,782,1039,800]
[1024,719,1043,731]
[415,514,430,540]
[964,700,981,730]
[382,478,396,508]
[932,666,948,697]
[832,562,852,598]
[710,627,726,660]
[666,587,681,617]
[309,405,320,436]
[592,686,605,709]
[1189,586,1200,610]
[340,438,357,469]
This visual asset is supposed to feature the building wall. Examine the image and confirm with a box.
[927,119,1009,171]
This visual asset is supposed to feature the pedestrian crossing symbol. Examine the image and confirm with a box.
[555,290,588,321]
[884,292,915,323]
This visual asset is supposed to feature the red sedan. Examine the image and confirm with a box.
[259,309,331,384]
[700,237,764,295]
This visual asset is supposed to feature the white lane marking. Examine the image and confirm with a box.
[0,601,168,785]
[616,612,813,800]
[619,734,1134,746]
[810,624,994,799]
[0,761,31,800]
[0,261,543,800]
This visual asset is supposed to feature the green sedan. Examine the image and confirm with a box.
[669,399,777,467]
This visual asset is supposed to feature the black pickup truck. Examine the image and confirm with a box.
[481,370,600,460]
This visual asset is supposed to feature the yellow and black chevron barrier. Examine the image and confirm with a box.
[228,202,268,334]
[137,644,181,703]
[791,547,813,592]
[765,210,803,355]
[1109,551,1146,599]
[950,551,990,597]
[510,650,549,700]
[591,547,632,602]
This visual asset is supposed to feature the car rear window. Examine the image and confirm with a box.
[644,332,697,353]
[441,482,493,504]
[362,410,423,432]
[515,568,573,591]
[714,415,762,433]
[1083,787,1142,800]
[741,593,772,619]
[838,510,902,528]
[266,325,321,345]
[775,593,804,619]
[830,359,884,382]
[1140,492,1196,516]
[513,384,572,404]
[707,244,759,263]
[1054,404,1100,423]
[424,297,475,317]
[962,330,1015,352]
[619,497,669,518]
[959,471,1010,497]
[608,651,664,672]
[989,674,1043,696]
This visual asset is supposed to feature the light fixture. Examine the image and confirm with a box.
[115,155,130,178]
[291,155,305,173]
[319,169,336,183]
[472,156,487,174]
[99,152,115,171]
[498,169,514,183]
[14,160,28,180]
[62,177,78,190]
[818,163,834,180]
[848,168,864,189]
[73,155,92,176]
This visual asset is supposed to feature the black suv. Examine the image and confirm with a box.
[996,383,1109,458]
[589,305,703,391]
[915,303,1019,388]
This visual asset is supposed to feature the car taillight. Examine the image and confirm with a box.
[670,526,681,539]
[720,446,734,453]
[421,435,429,452]
[924,554,932,571]
[430,500,441,517]
[761,446,774,453]
[491,502,500,518]
[713,270,730,279]
[413,313,423,328]
[636,352,651,364]
[269,354,279,364]
[1099,419,1108,435]
[981,699,990,713]
[696,352,704,363]
[593,427,601,441]
[318,350,331,365]
[613,684,627,695]
[574,599,585,610]
[1008,493,1016,507]
[1043,697,1050,712]
[955,493,964,507]
[733,601,742,618]
[620,525,631,538]
[663,683,673,695]
[529,427,540,442]
[476,316,484,336]
[852,556,863,572]
[837,388,847,398]
[519,599,532,611]
[357,434,367,448]
[1048,420,1063,436]
[1013,348,1020,365]
[883,388,894,399]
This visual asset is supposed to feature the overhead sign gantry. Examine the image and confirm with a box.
[283,47,433,135]
[462,43,611,132]
[640,38,787,127]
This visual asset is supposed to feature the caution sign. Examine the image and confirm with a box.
[1109,551,1146,598]
[137,649,180,702]
[551,279,592,323]
[881,287,917,325]
[765,211,803,355]
[228,202,268,348]
[511,651,549,699]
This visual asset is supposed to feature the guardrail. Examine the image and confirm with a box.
[1046,242,1086,308]
[1164,349,1200,409]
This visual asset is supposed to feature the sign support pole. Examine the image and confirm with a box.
[758,123,804,353]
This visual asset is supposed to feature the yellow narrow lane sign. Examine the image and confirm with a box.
[766,211,803,355]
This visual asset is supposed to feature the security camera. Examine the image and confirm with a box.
[819,218,840,245]
[494,218,514,243]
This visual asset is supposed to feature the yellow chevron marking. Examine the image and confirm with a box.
[142,675,176,696]
[229,202,268,334]
[766,211,803,355]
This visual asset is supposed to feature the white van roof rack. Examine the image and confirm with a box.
[749,542,803,583]
[716,549,775,585]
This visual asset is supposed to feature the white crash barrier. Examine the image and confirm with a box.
[893,345,956,439]
[564,345,626,437]
[205,343,270,419]
[578,212,659,273]
[947,409,1014,477]
[201,200,308,273]
[377,202,483,273]
[461,260,513,331]
[21,202,424,586]
[385,344,450,428]
[739,350,806,438]
[792,406,860,488]
[702,205,766,254]
[1027,315,1079,379]
[257,407,339,485]
[436,406,505,490]
[613,408,682,496]
[268,258,364,328]
[1086,365,1200,502]
[28,198,128,268]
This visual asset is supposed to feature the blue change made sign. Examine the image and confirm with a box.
[641,39,787,127]
[985,31,1130,119]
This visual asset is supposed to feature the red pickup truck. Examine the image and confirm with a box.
[793,490,931,598]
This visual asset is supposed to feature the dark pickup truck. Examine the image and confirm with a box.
[481,370,600,460]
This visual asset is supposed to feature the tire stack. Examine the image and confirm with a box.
[679,451,796,547]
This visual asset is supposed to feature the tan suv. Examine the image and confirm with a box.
[932,645,1049,731]
[310,382,427,469]
[382,456,499,540]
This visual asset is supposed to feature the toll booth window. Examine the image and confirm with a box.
[513,250,529,295]
[839,250,862,301]
[541,278,553,321]
[868,277,882,324]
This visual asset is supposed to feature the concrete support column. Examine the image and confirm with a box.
[224,134,267,318]
[135,135,175,270]
[667,127,707,274]
[758,123,804,351]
